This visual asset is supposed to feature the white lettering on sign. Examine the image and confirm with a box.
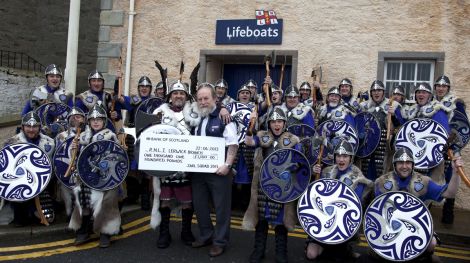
[138,133,225,173]
[226,26,279,39]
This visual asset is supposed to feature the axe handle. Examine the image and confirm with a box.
[386,99,393,142]
[248,106,258,136]
[279,64,285,91]
[64,127,81,178]
[264,61,271,108]
[34,197,49,226]
[448,149,470,188]
[315,144,324,181]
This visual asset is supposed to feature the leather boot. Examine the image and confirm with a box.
[99,233,111,248]
[249,220,268,263]
[181,208,195,245]
[140,177,151,211]
[442,198,455,224]
[157,207,172,248]
[74,215,92,245]
[275,225,288,263]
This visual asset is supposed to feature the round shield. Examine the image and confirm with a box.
[0,143,52,202]
[77,140,129,191]
[317,120,359,165]
[297,179,362,245]
[36,102,71,137]
[227,102,253,144]
[449,111,470,152]
[287,124,317,139]
[260,148,311,203]
[135,124,182,177]
[364,191,433,261]
[395,118,448,169]
[299,137,321,165]
[137,97,164,114]
[53,137,78,189]
[355,112,381,158]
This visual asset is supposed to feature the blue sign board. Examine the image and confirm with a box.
[215,19,283,45]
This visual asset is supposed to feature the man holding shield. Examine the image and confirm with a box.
[150,80,200,249]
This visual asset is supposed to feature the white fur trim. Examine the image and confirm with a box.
[91,190,104,219]
[150,177,161,229]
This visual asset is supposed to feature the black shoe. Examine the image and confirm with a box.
[275,225,288,263]
[74,233,91,246]
[191,239,212,248]
[441,198,455,224]
[249,220,268,263]
[99,234,111,248]
[157,207,172,248]
[181,208,195,246]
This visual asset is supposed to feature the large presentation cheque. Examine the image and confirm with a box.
[138,133,226,173]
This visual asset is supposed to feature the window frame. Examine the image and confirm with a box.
[384,60,435,99]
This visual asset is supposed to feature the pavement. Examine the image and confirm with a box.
[1,202,469,246]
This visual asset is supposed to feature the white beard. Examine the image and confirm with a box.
[329,102,339,107]
[199,107,212,117]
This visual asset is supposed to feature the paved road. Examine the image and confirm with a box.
[0,210,469,262]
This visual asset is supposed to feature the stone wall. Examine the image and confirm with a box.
[0,0,101,92]
[106,0,470,209]
[0,68,43,122]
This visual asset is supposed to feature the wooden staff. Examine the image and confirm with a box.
[386,90,394,143]
[263,57,271,108]
[279,56,286,91]
[247,105,258,137]
[448,149,470,188]
[34,197,49,226]
[311,70,317,103]
[64,127,82,178]
[314,136,327,181]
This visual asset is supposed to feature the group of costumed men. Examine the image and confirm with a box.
[0,62,466,263]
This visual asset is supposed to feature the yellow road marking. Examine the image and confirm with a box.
[1,215,469,261]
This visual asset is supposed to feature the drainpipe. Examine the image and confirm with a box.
[64,0,80,99]
[124,0,135,97]
[121,0,135,123]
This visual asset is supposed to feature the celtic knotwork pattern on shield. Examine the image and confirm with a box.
[355,112,381,158]
[297,179,362,244]
[287,124,316,139]
[0,143,52,201]
[77,140,129,191]
[450,111,470,151]
[260,149,311,203]
[395,118,448,169]
[364,191,433,261]
[53,137,77,189]
[317,120,359,165]
[227,102,253,144]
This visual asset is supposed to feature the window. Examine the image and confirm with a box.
[384,60,435,100]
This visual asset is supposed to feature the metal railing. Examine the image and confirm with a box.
[0,50,45,73]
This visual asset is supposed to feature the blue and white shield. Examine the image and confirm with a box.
[260,148,311,203]
[227,102,253,144]
[364,191,433,261]
[0,143,52,201]
[137,97,165,114]
[297,179,362,244]
[355,112,381,158]
[449,111,470,152]
[35,102,71,137]
[77,140,129,191]
[53,137,78,189]
[287,124,317,139]
[317,120,359,165]
[395,118,448,169]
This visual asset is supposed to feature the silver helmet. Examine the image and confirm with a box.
[339,78,353,88]
[88,70,104,82]
[393,147,414,172]
[393,85,405,96]
[334,140,355,156]
[87,104,107,121]
[214,79,228,89]
[237,84,252,98]
[434,75,451,89]
[246,79,257,89]
[155,81,164,90]
[271,83,283,95]
[327,86,341,96]
[166,80,190,102]
[138,76,152,87]
[370,80,385,91]
[284,85,300,98]
[22,111,41,127]
[299,82,312,91]
[44,64,63,77]
[68,107,85,120]
[415,82,432,94]
[268,106,287,122]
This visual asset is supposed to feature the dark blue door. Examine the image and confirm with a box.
[223,64,292,99]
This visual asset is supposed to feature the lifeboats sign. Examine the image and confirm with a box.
[216,10,283,45]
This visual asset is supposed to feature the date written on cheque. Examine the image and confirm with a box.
[195,146,219,151]
[187,163,219,169]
